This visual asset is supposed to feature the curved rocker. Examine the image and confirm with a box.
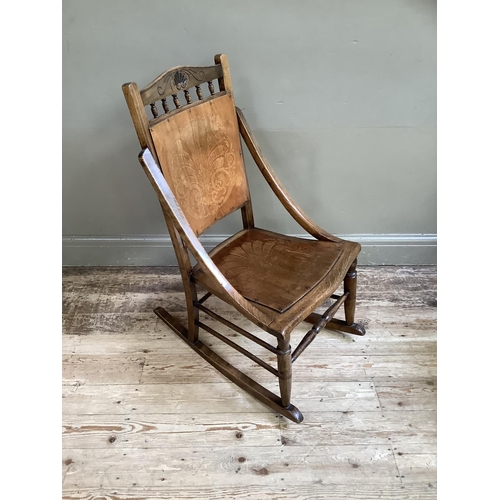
[123,54,366,423]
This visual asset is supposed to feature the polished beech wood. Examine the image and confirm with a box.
[344,259,358,325]
[192,228,356,313]
[291,293,348,363]
[196,320,280,377]
[140,64,222,105]
[303,315,366,336]
[150,102,158,118]
[212,54,255,231]
[277,338,292,408]
[194,302,280,355]
[122,54,366,422]
[154,306,304,423]
[122,82,157,159]
[214,53,232,93]
[139,149,274,331]
[149,94,250,236]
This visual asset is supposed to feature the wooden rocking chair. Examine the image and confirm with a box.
[122,54,365,423]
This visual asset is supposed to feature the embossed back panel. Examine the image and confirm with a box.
[150,94,250,235]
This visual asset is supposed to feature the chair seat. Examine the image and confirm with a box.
[193,228,360,317]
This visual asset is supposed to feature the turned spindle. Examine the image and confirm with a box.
[150,102,158,118]
[195,85,203,100]
[172,93,181,108]
[161,98,169,113]
[184,90,192,104]
[208,80,215,95]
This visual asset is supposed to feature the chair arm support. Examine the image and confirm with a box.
[138,148,273,330]
[236,108,341,243]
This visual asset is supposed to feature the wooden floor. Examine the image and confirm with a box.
[62,266,437,500]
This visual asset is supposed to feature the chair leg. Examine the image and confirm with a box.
[154,306,304,423]
[186,281,199,343]
[302,258,366,336]
[160,209,199,343]
[277,338,292,408]
[344,258,358,326]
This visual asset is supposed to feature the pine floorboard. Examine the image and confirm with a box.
[62,266,437,499]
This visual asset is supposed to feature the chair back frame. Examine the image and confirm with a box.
[123,54,258,345]
[122,54,255,233]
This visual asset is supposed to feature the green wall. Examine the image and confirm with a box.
[63,0,436,265]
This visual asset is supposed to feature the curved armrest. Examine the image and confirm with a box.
[236,107,341,243]
[138,149,274,330]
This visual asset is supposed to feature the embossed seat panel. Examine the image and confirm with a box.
[150,93,250,236]
[193,228,360,313]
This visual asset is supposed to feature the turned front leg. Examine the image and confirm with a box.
[344,259,358,326]
[277,338,292,408]
[187,280,200,343]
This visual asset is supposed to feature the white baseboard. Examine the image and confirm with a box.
[62,233,436,266]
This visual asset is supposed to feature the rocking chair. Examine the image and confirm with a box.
[122,54,365,423]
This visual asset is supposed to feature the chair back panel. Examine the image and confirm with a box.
[149,93,250,235]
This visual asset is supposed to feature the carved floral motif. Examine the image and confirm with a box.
[170,117,237,220]
[218,237,323,311]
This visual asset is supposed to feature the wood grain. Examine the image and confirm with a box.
[62,484,436,500]
[139,351,436,384]
[279,410,436,447]
[140,64,223,105]
[62,444,400,488]
[62,263,436,499]
[63,412,281,449]
[150,94,250,236]
[194,228,356,313]
[62,381,380,415]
